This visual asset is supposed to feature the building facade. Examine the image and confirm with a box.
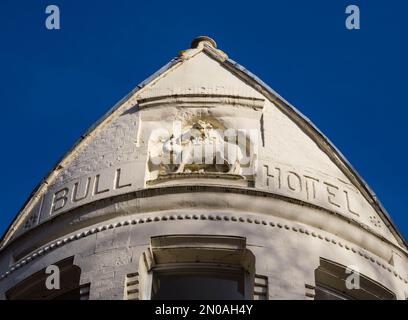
[0,37,407,300]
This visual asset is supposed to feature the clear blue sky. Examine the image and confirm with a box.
[0,0,407,239]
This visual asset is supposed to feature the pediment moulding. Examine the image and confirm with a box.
[137,86,265,106]
[138,93,265,110]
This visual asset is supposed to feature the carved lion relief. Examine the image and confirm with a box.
[146,117,258,183]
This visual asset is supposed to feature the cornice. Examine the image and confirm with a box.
[1,211,406,285]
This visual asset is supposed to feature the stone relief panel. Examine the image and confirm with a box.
[144,113,259,185]
[148,118,257,179]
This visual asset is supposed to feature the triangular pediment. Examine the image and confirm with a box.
[1,40,406,252]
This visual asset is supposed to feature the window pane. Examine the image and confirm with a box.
[315,285,352,300]
[152,269,245,300]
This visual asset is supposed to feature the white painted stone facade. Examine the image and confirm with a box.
[0,37,406,300]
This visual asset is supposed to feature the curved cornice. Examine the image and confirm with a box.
[3,185,407,264]
[1,209,406,285]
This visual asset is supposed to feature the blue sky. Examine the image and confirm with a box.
[0,0,407,239]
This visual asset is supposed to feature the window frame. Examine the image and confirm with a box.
[314,257,396,300]
[138,235,256,300]
[151,263,250,300]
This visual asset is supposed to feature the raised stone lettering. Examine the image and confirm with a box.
[324,182,341,208]
[72,177,91,202]
[287,171,302,192]
[261,164,360,217]
[263,165,281,189]
[275,167,282,189]
[304,175,319,200]
[51,188,69,213]
[344,190,359,216]
[93,174,109,195]
[114,168,132,189]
